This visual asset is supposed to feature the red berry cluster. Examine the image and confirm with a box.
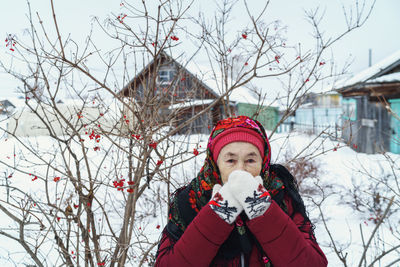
[5,34,16,51]
[113,179,125,191]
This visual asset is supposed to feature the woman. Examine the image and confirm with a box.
[155,116,327,266]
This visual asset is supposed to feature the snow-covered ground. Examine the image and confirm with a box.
[0,129,399,266]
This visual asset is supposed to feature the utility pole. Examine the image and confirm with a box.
[369,49,372,67]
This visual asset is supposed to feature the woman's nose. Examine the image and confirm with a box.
[235,161,245,171]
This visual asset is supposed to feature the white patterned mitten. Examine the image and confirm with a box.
[209,183,243,224]
[227,170,271,220]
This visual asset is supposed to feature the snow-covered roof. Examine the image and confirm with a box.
[366,72,400,84]
[0,97,27,108]
[337,50,400,89]
[229,86,261,105]
[184,61,261,105]
[168,99,214,110]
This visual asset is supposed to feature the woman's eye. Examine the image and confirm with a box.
[227,159,235,163]
[247,159,255,163]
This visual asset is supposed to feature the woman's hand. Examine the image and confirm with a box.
[227,170,271,219]
[209,183,243,224]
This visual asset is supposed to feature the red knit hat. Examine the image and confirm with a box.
[211,127,265,162]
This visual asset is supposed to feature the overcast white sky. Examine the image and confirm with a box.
[0,0,399,98]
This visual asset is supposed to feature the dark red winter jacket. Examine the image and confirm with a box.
[155,194,327,266]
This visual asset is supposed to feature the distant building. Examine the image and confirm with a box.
[336,50,400,154]
[293,92,342,137]
[0,99,16,115]
[236,103,279,133]
[119,52,278,134]
[6,98,120,137]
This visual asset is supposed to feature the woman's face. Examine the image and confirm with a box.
[216,142,263,184]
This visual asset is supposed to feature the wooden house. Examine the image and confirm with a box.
[336,50,400,154]
[119,52,279,134]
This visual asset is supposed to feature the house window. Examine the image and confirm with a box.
[342,98,357,121]
[157,69,175,84]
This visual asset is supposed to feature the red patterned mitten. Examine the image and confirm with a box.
[227,170,271,220]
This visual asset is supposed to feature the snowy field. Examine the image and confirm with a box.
[0,127,399,266]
